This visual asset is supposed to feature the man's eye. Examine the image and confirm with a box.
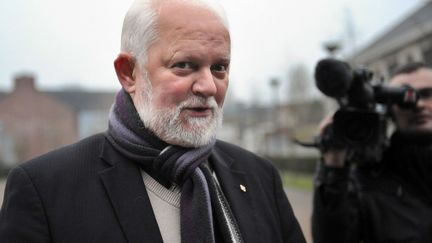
[211,63,228,72]
[172,62,195,69]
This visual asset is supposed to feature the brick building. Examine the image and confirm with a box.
[0,74,115,167]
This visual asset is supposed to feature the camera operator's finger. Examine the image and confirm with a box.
[318,114,334,134]
[322,149,347,167]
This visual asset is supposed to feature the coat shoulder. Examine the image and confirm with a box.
[18,133,107,177]
[215,139,276,172]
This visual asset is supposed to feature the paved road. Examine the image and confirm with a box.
[0,178,5,208]
[0,178,313,242]
[285,188,313,243]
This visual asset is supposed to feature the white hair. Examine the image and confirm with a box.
[120,0,230,66]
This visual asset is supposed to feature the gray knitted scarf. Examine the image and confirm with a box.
[105,90,243,243]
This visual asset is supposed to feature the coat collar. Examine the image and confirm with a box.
[98,137,259,243]
[211,143,260,243]
[98,137,164,243]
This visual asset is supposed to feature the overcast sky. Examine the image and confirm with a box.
[0,0,426,104]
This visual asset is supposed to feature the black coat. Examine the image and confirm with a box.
[312,132,432,243]
[0,133,305,243]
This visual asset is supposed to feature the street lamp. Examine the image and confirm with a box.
[269,78,281,129]
[323,41,342,57]
[270,78,280,108]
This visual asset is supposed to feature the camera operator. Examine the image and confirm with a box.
[312,62,432,243]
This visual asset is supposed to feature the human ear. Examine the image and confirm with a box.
[114,52,137,94]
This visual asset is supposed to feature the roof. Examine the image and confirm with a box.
[351,1,432,64]
[1,75,117,112]
[46,90,116,112]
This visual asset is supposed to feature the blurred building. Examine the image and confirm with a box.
[350,1,432,78]
[219,100,325,159]
[0,74,115,167]
[0,73,324,167]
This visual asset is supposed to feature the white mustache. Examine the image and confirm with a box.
[178,96,218,110]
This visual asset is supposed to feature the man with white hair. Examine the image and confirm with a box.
[0,0,305,242]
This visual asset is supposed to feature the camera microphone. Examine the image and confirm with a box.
[314,58,353,98]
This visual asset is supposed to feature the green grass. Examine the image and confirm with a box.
[280,171,314,191]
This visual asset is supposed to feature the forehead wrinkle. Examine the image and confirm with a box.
[165,33,230,61]
[152,3,230,66]
[157,22,229,57]
[391,68,432,88]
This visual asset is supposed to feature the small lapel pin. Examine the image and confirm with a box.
[240,184,247,192]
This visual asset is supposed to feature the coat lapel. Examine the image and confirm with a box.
[210,145,260,243]
[98,140,164,243]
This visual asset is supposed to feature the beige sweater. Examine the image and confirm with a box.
[142,171,181,243]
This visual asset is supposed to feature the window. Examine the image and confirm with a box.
[423,46,432,66]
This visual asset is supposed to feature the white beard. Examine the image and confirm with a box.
[134,74,223,148]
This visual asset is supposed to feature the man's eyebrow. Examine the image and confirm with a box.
[170,52,201,61]
[218,55,231,63]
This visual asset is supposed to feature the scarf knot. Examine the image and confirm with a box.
[154,141,215,186]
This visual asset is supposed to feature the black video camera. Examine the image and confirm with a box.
[314,58,418,163]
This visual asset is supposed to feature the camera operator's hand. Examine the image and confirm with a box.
[322,149,347,167]
[318,115,347,168]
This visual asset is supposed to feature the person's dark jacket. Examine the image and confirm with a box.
[0,133,306,243]
[312,131,432,243]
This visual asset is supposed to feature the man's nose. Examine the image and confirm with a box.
[416,98,428,109]
[192,69,217,97]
